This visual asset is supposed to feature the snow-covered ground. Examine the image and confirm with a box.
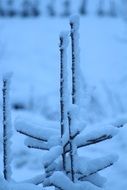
[1,7,127,190]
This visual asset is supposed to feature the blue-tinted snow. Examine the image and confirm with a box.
[0,0,127,189]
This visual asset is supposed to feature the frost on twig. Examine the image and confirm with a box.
[70,15,80,105]
[67,112,76,182]
[59,31,69,171]
[2,73,12,181]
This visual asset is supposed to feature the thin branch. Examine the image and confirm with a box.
[79,163,113,180]
[66,159,114,180]
[26,145,49,151]
[65,134,113,153]
[78,134,112,148]
[16,129,47,142]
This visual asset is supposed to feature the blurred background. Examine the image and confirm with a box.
[0,0,127,116]
[0,0,125,18]
[0,0,127,189]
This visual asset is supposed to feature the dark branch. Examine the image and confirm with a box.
[26,145,49,151]
[25,134,113,152]
[79,134,112,148]
[64,130,80,148]
[64,134,113,153]
[16,129,47,142]
[79,163,113,180]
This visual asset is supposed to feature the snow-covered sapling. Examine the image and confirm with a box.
[97,0,105,16]
[21,0,31,17]
[0,0,5,16]
[108,0,117,17]
[79,0,88,16]
[1,75,48,190]
[31,0,40,17]
[61,0,71,17]
[2,74,12,181]
[7,0,16,17]
[15,15,119,190]
[121,0,127,21]
[47,0,56,17]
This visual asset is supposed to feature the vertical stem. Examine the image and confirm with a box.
[69,15,80,183]
[60,36,64,137]
[70,16,80,105]
[2,75,12,181]
[70,21,76,104]
[68,112,75,182]
[3,80,7,180]
[59,33,68,171]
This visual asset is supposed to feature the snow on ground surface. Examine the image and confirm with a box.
[0,10,127,190]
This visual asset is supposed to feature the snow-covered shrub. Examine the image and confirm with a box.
[79,0,88,16]
[121,0,127,21]
[97,0,105,16]
[31,0,40,17]
[0,0,5,16]
[15,15,119,190]
[108,0,117,17]
[7,0,16,17]
[21,0,31,17]
[47,0,56,17]
[61,0,71,17]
